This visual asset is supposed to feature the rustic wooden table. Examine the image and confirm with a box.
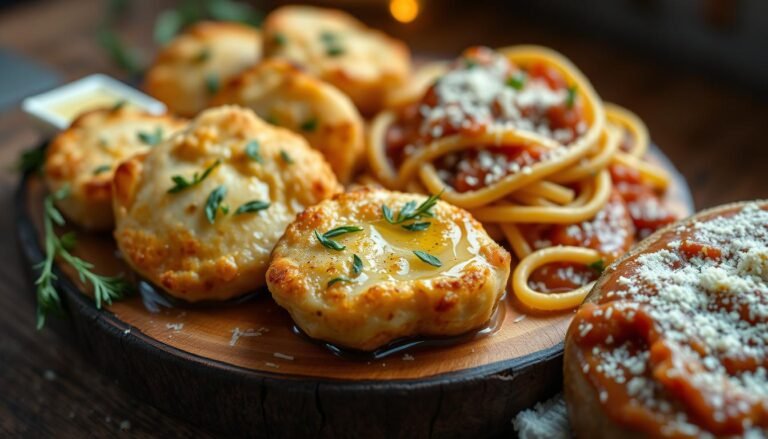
[1,0,766,437]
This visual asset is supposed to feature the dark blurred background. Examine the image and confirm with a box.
[0,1,766,437]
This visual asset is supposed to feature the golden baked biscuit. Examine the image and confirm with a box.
[43,106,185,230]
[266,188,511,351]
[211,59,364,183]
[113,106,342,301]
[262,5,411,115]
[144,21,261,117]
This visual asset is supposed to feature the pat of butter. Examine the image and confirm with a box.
[22,74,166,134]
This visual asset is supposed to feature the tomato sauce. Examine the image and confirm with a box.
[570,203,768,437]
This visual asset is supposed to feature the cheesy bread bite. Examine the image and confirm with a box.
[262,5,411,115]
[211,59,364,183]
[43,106,185,230]
[144,21,261,117]
[266,188,511,351]
[113,106,341,301]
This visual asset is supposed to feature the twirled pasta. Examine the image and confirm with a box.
[365,45,677,312]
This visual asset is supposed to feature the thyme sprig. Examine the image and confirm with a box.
[382,191,443,230]
[35,186,128,329]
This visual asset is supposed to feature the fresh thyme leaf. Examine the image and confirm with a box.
[300,118,317,132]
[111,99,127,112]
[93,164,111,175]
[382,205,394,223]
[314,230,345,251]
[402,222,431,231]
[245,140,263,163]
[273,32,287,46]
[506,72,526,90]
[235,200,270,215]
[413,250,442,267]
[154,9,183,44]
[205,185,227,224]
[167,160,221,193]
[194,47,211,63]
[96,27,143,76]
[319,31,344,57]
[137,127,164,146]
[589,259,605,274]
[322,225,363,238]
[352,254,363,275]
[59,232,77,252]
[327,276,351,287]
[17,148,45,174]
[280,149,293,164]
[205,73,220,94]
[383,191,443,225]
[35,186,128,329]
[221,204,230,215]
[566,85,578,109]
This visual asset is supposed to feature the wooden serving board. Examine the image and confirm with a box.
[16,144,692,438]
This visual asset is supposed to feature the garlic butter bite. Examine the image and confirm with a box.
[44,105,185,230]
[144,21,261,117]
[211,59,364,183]
[266,188,511,351]
[262,5,411,115]
[113,106,341,301]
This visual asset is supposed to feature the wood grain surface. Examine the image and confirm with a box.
[1,0,767,437]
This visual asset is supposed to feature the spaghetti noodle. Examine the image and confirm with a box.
[366,45,677,312]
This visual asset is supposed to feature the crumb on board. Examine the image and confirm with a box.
[43,370,56,381]
[229,327,268,346]
[512,393,569,439]
[273,352,294,361]
[514,314,527,323]
[119,420,131,431]
[165,323,184,331]
[265,362,280,369]
[402,354,415,361]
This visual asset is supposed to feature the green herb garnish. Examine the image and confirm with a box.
[402,222,431,231]
[314,226,362,251]
[167,160,221,193]
[235,200,270,215]
[137,127,164,146]
[566,85,578,109]
[204,185,227,224]
[17,148,45,174]
[314,230,345,251]
[280,149,293,164]
[413,250,442,267]
[300,118,317,132]
[464,59,478,69]
[111,99,127,112]
[273,32,287,46]
[245,140,263,163]
[382,191,442,225]
[589,259,605,274]
[194,47,211,63]
[320,31,344,57]
[352,254,363,275]
[35,186,128,329]
[205,73,220,94]
[506,72,526,90]
[328,276,351,287]
[323,225,364,238]
[92,165,111,175]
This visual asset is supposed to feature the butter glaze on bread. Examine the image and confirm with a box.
[44,106,185,230]
[113,106,341,301]
[266,188,511,351]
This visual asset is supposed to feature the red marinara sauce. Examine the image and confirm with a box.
[567,202,768,437]
[383,46,586,191]
[610,162,676,238]
[523,190,636,292]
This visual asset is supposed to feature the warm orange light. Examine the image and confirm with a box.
[389,0,419,23]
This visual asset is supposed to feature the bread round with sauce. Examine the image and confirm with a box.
[43,106,186,230]
[144,21,261,117]
[564,200,768,438]
[266,187,511,351]
[210,59,364,183]
[113,105,342,301]
[262,5,411,115]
